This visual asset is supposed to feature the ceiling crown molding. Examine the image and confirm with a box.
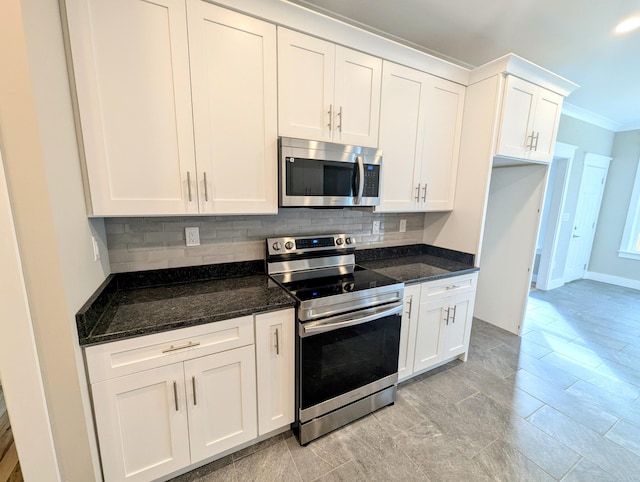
[561,103,622,132]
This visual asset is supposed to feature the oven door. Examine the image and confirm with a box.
[298,302,402,422]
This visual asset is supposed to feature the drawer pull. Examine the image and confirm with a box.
[162,341,200,353]
[173,381,179,411]
[445,285,461,290]
[192,376,197,406]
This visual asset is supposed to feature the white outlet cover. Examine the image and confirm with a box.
[372,221,380,234]
[185,227,200,246]
[399,219,407,233]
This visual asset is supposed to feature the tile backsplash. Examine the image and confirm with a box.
[105,209,425,272]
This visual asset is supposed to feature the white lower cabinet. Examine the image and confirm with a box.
[86,309,294,482]
[398,273,477,381]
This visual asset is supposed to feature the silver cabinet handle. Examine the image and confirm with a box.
[405,295,413,316]
[203,172,208,202]
[186,171,192,202]
[275,328,280,355]
[444,307,450,325]
[415,183,421,202]
[422,184,427,202]
[532,132,540,151]
[451,305,457,324]
[445,285,460,290]
[327,104,333,131]
[337,106,343,132]
[173,381,179,411]
[162,341,200,353]
[526,131,535,150]
[192,376,197,406]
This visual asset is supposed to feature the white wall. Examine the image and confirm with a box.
[0,0,110,479]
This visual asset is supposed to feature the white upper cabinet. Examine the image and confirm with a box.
[495,75,563,163]
[66,0,277,215]
[277,28,382,148]
[377,61,464,212]
[187,2,278,214]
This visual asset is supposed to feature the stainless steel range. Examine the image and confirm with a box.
[266,234,404,445]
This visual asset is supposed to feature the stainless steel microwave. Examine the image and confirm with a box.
[279,137,382,207]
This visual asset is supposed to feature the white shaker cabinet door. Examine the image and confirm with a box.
[277,28,335,143]
[184,345,258,463]
[496,76,537,160]
[442,292,474,360]
[413,298,447,373]
[529,87,563,162]
[255,309,295,435]
[66,0,197,215]
[398,284,421,381]
[91,363,191,482]
[187,2,278,214]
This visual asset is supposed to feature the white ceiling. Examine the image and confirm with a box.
[288,0,640,131]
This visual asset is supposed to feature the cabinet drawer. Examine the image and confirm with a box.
[85,316,254,383]
[420,273,477,300]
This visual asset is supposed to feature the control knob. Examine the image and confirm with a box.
[272,241,282,251]
[345,237,354,245]
[335,238,344,245]
[285,241,294,250]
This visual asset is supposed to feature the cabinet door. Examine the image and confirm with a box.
[185,345,257,463]
[91,363,190,482]
[495,75,537,160]
[413,297,447,373]
[333,47,382,148]
[443,293,475,360]
[66,0,197,215]
[422,77,465,211]
[187,2,277,214]
[255,310,295,435]
[277,28,334,142]
[398,284,421,381]
[376,62,425,212]
[529,87,563,162]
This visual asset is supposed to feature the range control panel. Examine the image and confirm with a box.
[266,234,356,257]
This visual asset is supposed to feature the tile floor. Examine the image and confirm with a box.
[171,279,640,481]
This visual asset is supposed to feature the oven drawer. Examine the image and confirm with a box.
[85,316,254,383]
[420,273,477,300]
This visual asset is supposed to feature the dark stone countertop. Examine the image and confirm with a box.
[357,244,479,284]
[76,260,295,346]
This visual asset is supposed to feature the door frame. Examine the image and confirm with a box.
[535,142,577,290]
[563,152,612,283]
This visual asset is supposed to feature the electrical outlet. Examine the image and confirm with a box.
[91,236,101,261]
[399,219,407,233]
[372,220,380,234]
[185,227,200,246]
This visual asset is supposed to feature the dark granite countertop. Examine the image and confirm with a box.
[76,260,295,346]
[357,244,478,284]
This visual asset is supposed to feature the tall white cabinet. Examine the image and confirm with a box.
[277,28,382,148]
[65,0,277,215]
[376,61,464,212]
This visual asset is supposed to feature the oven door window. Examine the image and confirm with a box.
[300,313,400,410]
[286,158,356,197]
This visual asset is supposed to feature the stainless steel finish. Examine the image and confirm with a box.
[422,184,427,202]
[186,171,192,202]
[327,104,333,131]
[266,234,355,257]
[354,155,364,204]
[173,381,179,411]
[192,376,197,406]
[300,302,402,337]
[297,285,404,322]
[299,373,398,423]
[405,295,413,316]
[526,131,534,150]
[415,183,421,202]
[162,341,200,353]
[451,305,458,323]
[275,328,280,355]
[279,137,382,207]
[298,385,396,445]
[445,307,450,325]
[268,253,354,275]
[203,172,208,202]
[337,105,343,132]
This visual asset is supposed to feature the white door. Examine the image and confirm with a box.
[277,28,334,142]
[397,284,421,381]
[255,310,295,435]
[496,75,536,160]
[185,345,257,463]
[376,62,426,212]
[413,297,446,372]
[333,46,382,147]
[564,153,611,282]
[91,363,191,482]
[187,1,278,214]
[529,87,563,162]
[442,293,473,359]
[66,0,197,215]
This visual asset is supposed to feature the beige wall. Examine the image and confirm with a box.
[0,0,110,479]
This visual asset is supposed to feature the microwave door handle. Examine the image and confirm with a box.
[300,302,403,337]
[353,155,364,204]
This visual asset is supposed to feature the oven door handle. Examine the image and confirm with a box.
[300,301,403,337]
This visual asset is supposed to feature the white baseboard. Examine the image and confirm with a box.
[584,271,640,291]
